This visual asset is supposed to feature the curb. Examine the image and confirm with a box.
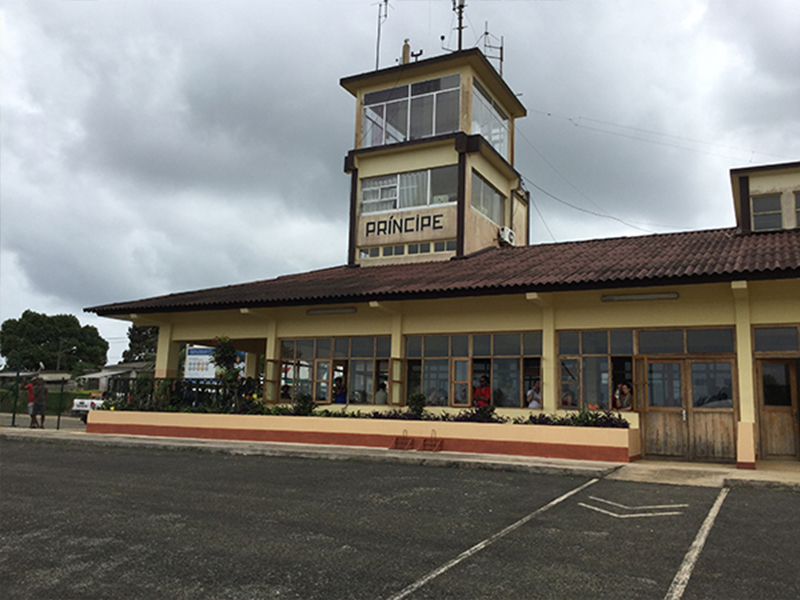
[723,476,800,493]
[0,429,618,479]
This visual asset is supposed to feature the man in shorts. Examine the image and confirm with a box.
[30,377,48,428]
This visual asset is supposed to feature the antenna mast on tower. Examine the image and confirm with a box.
[477,21,504,75]
[453,0,466,51]
[375,0,390,70]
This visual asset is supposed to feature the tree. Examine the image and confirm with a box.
[122,325,159,363]
[0,310,108,372]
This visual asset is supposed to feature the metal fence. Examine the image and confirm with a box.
[106,376,264,414]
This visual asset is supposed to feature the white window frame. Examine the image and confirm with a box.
[471,171,506,226]
[751,194,783,231]
[361,75,461,149]
[361,166,458,215]
[472,81,509,159]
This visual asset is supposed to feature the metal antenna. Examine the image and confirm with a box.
[452,0,466,51]
[479,21,504,75]
[375,0,390,70]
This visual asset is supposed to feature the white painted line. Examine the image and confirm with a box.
[385,478,599,600]
[579,502,684,519]
[589,496,689,510]
[663,487,730,600]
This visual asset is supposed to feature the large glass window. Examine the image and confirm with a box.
[751,194,783,231]
[472,81,509,159]
[691,363,733,408]
[471,172,505,225]
[558,330,633,411]
[686,329,735,354]
[361,165,458,215]
[406,332,541,408]
[361,75,460,148]
[583,357,610,410]
[281,336,390,405]
[762,363,792,407]
[648,363,682,407]
[560,359,579,408]
[754,327,799,352]
[638,330,684,354]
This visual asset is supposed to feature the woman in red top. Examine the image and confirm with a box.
[25,380,35,428]
[474,376,491,407]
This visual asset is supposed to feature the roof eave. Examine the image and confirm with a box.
[86,267,800,318]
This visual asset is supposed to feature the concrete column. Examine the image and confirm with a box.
[526,293,556,412]
[154,323,180,378]
[391,313,404,405]
[244,353,258,379]
[732,280,757,468]
[262,320,280,402]
[541,305,557,413]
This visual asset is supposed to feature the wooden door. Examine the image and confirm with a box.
[759,360,799,459]
[688,361,736,462]
[642,361,688,458]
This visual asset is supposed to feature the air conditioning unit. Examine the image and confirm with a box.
[498,227,515,246]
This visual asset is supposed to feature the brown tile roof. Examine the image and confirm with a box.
[86,228,800,316]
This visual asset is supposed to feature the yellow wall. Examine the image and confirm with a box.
[130,276,800,467]
[147,280,798,356]
[355,144,457,179]
[143,279,797,432]
[748,279,800,323]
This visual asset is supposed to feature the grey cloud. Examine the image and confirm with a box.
[2,0,799,363]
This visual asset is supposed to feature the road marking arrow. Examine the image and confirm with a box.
[578,496,687,518]
[588,496,688,510]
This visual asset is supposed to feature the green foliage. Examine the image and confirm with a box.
[291,392,317,416]
[70,361,97,379]
[407,392,427,419]
[211,337,239,385]
[0,310,108,372]
[122,325,158,363]
[452,405,507,423]
[512,409,629,428]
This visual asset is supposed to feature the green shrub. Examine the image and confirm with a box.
[407,392,427,419]
[291,393,317,416]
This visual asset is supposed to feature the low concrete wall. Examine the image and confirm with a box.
[87,411,639,462]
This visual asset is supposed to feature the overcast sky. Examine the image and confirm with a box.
[2,0,799,366]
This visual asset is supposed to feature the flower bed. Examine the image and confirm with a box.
[88,409,640,463]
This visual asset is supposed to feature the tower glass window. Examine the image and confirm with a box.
[361,165,458,214]
[361,75,460,148]
[471,172,506,225]
[472,81,509,159]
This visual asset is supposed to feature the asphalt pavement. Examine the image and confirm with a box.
[1,438,798,600]
[2,413,800,491]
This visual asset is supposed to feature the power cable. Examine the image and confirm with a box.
[528,193,558,242]
[529,108,794,162]
[523,174,655,233]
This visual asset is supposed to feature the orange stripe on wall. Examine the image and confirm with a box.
[87,423,632,462]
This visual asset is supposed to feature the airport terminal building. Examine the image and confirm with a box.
[88,48,800,468]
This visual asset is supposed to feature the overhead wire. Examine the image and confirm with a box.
[529,108,794,162]
[383,4,755,235]
[528,193,558,242]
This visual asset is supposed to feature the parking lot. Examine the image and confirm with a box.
[1,438,798,599]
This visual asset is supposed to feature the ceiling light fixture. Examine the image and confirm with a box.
[601,292,679,302]
[306,307,357,315]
